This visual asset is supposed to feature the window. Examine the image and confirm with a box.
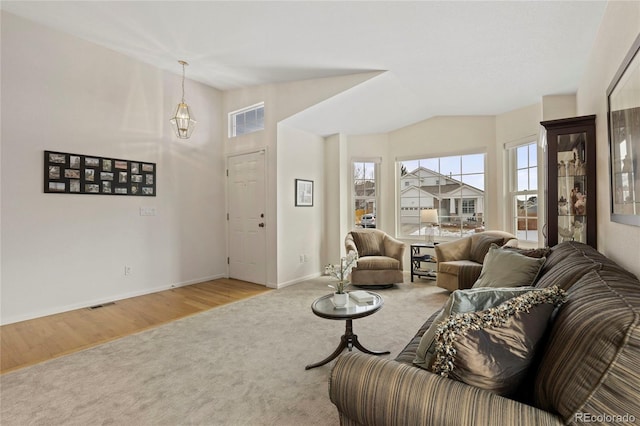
[353,161,378,228]
[398,153,486,239]
[509,142,539,242]
[229,103,264,137]
[462,199,475,214]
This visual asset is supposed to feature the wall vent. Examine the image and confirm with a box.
[88,302,116,310]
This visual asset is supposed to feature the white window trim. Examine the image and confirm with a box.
[396,151,487,241]
[228,102,265,138]
[506,138,542,245]
[351,159,380,230]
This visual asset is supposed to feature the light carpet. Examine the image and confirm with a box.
[0,276,448,425]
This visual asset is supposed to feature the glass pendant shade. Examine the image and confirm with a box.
[170,102,196,139]
[170,60,196,139]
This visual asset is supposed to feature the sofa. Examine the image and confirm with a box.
[329,242,640,425]
[345,229,405,287]
[434,230,517,291]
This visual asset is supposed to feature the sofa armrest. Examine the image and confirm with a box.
[434,238,472,262]
[329,353,562,426]
[382,234,406,269]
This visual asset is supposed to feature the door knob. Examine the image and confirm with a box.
[259,223,265,228]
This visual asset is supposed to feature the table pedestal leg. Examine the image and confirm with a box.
[305,319,390,370]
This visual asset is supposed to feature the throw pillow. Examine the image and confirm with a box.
[413,286,537,370]
[501,246,551,259]
[350,231,381,257]
[469,234,505,264]
[431,286,566,396]
[472,244,545,288]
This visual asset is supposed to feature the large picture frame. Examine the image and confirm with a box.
[295,179,314,207]
[44,150,156,196]
[607,33,640,226]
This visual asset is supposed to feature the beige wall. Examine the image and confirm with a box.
[576,1,640,278]
[1,12,226,324]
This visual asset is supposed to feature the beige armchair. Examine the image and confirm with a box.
[345,229,406,287]
[434,230,517,291]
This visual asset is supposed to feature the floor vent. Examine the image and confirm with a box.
[88,302,116,310]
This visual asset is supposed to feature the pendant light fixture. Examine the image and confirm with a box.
[170,60,196,139]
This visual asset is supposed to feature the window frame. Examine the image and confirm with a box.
[396,151,487,241]
[228,102,265,138]
[507,140,541,244]
[352,159,380,230]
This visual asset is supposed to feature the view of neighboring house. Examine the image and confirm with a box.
[400,166,485,237]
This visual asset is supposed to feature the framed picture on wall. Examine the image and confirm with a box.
[607,33,640,227]
[44,150,156,197]
[295,179,314,207]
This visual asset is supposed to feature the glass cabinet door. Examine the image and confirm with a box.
[541,115,597,248]
[555,132,588,244]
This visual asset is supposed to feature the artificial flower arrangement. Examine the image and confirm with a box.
[327,251,358,294]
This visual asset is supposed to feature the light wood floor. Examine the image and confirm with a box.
[0,278,270,374]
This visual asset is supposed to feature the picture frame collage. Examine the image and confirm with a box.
[44,151,156,196]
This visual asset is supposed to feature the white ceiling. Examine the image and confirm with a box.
[1,1,608,136]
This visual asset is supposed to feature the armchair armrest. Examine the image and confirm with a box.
[329,353,562,426]
[434,238,472,262]
[382,234,406,269]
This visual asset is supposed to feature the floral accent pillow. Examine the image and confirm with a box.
[413,286,537,370]
[431,286,566,396]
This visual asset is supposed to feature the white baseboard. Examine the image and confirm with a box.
[276,272,322,289]
[0,274,226,326]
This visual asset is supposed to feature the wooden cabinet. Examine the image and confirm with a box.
[541,115,597,248]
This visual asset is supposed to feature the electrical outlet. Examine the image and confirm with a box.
[303,254,309,263]
[124,266,132,276]
[299,254,304,263]
[140,207,156,216]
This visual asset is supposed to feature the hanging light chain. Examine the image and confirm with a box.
[179,60,188,103]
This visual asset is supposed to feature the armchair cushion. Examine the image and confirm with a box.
[350,230,382,256]
[356,256,399,270]
[473,245,545,289]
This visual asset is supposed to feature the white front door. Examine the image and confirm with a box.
[227,151,267,285]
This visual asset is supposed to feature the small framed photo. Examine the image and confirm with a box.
[49,153,66,164]
[85,184,99,193]
[295,179,314,207]
[119,171,128,183]
[131,162,139,174]
[131,184,139,195]
[131,174,142,183]
[70,156,81,169]
[85,169,95,181]
[49,181,65,192]
[102,182,112,193]
[142,164,154,172]
[142,187,154,195]
[145,174,154,185]
[65,169,80,179]
[49,166,60,179]
[115,160,128,170]
[115,187,128,195]
[69,180,80,192]
[100,172,114,181]
[85,157,100,167]
[102,159,112,171]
